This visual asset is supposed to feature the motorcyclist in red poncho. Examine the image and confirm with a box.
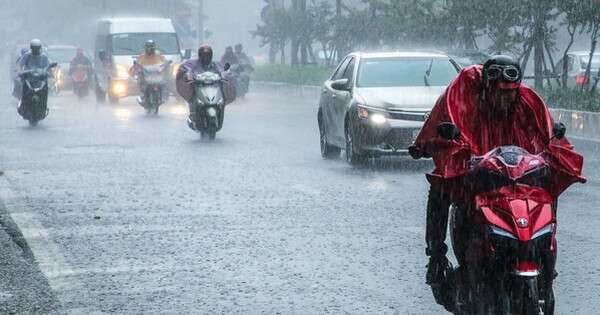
[409,55,585,309]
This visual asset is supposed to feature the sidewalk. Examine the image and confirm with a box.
[0,189,61,314]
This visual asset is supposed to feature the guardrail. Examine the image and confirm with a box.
[550,109,600,142]
[254,81,600,142]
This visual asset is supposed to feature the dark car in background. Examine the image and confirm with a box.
[317,51,461,166]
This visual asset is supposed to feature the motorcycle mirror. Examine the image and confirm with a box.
[224,63,231,71]
[98,50,107,61]
[553,122,566,140]
[437,122,461,141]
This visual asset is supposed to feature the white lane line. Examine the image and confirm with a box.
[0,177,104,314]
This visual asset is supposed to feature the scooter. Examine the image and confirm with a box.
[435,122,583,315]
[17,62,58,126]
[71,64,91,99]
[134,60,172,115]
[187,71,227,140]
[230,63,252,98]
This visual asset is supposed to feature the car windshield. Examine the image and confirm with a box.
[579,55,600,70]
[357,57,458,87]
[47,48,77,63]
[111,33,180,56]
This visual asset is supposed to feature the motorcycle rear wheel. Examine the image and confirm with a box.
[28,119,38,127]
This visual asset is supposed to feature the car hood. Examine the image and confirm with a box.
[355,86,446,111]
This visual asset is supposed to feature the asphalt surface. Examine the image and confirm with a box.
[0,84,599,314]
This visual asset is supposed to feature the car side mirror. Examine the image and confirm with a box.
[331,78,350,91]
[224,63,231,71]
[437,122,461,141]
[553,122,566,140]
[182,49,192,60]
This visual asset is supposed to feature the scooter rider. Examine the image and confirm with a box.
[409,55,584,310]
[19,39,50,71]
[69,48,92,74]
[234,44,253,68]
[220,46,238,66]
[15,39,50,99]
[177,44,238,130]
[130,40,166,104]
[176,45,223,119]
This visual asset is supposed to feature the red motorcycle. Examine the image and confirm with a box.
[434,122,584,315]
[71,64,90,99]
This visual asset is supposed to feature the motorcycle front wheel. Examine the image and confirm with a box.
[510,277,541,315]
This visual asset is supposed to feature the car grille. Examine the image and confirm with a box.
[387,109,429,122]
[384,128,415,150]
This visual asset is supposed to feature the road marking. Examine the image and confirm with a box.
[0,177,103,314]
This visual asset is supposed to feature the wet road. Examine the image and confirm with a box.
[0,89,599,314]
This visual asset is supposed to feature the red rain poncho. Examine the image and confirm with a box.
[413,65,585,199]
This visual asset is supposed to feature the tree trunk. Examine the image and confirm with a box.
[583,27,599,92]
[335,0,343,63]
[533,17,545,90]
[299,0,308,65]
[562,28,577,88]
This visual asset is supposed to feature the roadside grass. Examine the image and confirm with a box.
[541,88,600,112]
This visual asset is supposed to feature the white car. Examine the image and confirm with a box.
[317,51,461,165]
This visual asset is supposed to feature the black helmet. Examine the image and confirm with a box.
[198,45,213,66]
[30,38,42,56]
[482,55,522,89]
[145,40,156,55]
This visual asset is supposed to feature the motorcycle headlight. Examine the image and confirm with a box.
[207,107,217,117]
[489,225,518,240]
[531,224,555,239]
[115,64,129,78]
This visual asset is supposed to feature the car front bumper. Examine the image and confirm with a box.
[355,117,424,155]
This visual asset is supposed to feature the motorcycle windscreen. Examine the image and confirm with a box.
[196,85,223,105]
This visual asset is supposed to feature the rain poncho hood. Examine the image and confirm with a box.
[413,65,585,199]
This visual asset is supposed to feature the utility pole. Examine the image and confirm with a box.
[198,0,204,45]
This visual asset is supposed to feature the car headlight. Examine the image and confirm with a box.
[370,113,387,124]
[171,63,180,77]
[115,64,129,78]
[112,81,127,96]
[357,105,387,124]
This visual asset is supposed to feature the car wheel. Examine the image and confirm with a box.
[345,121,367,166]
[319,112,340,159]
